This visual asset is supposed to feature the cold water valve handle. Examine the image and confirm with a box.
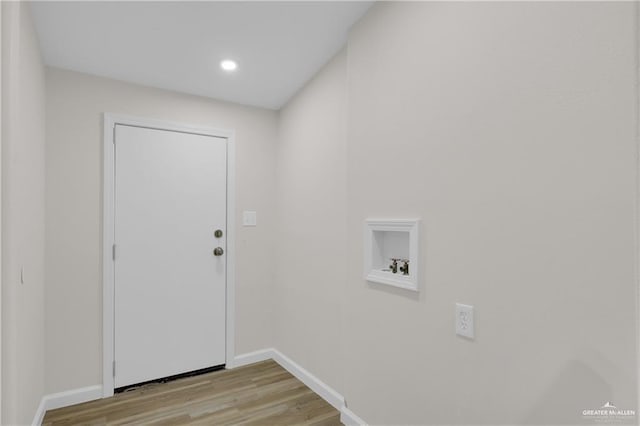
[399,260,409,276]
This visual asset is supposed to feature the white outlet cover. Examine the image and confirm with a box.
[243,211,257,226]
[455,303,474,339]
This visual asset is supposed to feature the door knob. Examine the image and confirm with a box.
[213,247,224,256]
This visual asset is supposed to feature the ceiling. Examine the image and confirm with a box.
[30,1,372,110]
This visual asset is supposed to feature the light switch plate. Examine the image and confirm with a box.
[243,211,257,226]
[455,303,474,339]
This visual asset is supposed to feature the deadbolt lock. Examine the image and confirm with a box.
[213,247,224,256]
[214,229,223,238]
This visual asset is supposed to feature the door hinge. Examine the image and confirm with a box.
[113,361,116,377]
[112,244,116,261]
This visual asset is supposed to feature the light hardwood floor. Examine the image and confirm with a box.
[43,360,342,425]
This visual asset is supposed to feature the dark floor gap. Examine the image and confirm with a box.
[114,364,226,393]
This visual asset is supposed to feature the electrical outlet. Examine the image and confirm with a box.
[455,303,474,339]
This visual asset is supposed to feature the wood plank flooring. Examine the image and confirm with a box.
[43,360,342,426]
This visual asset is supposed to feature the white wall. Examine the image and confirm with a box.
[275,2,639,425]
[1,2,47,424]
[344,2,637,424]
[44,68,278,394]
[275,50,347,394]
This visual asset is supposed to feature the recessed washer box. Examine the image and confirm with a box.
[364,219,419,291]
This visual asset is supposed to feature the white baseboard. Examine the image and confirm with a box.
[32,398,47,426]
[232,348,275,368]
[233,348,366,424]
[341,405,368,426]
[270,349,344,410]
[32,385,102,426]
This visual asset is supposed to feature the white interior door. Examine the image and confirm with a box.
[114,124,227,388]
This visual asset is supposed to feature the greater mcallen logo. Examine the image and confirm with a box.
[582,402,636,422]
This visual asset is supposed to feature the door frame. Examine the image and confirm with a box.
[101,113,236,397]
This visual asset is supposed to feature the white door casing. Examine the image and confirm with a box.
[103,114,236,396]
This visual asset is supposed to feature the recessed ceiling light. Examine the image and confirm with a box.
[220,60,237,72]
